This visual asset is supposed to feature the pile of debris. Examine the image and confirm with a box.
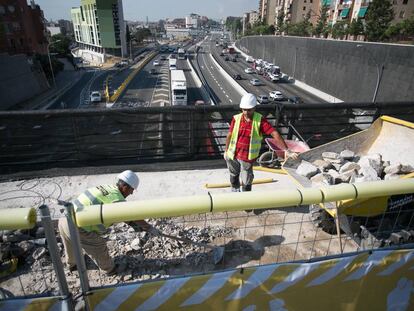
[0,219,233,296]
[296,150,414,186]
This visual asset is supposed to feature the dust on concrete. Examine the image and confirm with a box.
[0,167,357,297]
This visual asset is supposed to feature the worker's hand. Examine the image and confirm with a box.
[223,152,228,161]
[285,150,299,160]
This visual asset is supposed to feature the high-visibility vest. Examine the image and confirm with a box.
[226,112,263,161]
[73,185,125,233]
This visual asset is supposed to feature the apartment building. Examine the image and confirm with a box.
[71,0,126,63]
[0,0,48,55]
[259,0,278,25]
[333,0,414,25]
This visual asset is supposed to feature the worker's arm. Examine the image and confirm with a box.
[224,132,232,153]
[269,130,298,160]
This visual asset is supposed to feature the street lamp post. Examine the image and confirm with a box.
[356,44,384,103]
[47,40,61,88]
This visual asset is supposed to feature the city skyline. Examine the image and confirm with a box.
[34,0,257,21]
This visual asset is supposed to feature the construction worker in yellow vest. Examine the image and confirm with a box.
[224,93,298,199]
[58,170,152,276]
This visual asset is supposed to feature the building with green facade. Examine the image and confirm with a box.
[71,0,126,63]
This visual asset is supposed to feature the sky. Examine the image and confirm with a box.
[34,0,257,22]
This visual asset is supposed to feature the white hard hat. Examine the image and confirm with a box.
[240,93,257,109]
[117,170,139,189]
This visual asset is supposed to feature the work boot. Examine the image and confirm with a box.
[242,185,252,192]
[231,187,240,192]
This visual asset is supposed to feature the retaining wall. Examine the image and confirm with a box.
[0,53,49,110]
[237,36,414,103]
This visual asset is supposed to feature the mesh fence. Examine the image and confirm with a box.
[1,102,413,176]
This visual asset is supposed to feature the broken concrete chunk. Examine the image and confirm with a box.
[340,150,355,160]
[401,164,414,174]
[337,169,358,184]
[312,159,334,171]
[384,163,402,175]
[311,173,334,186]
[296,161,319,178]
[339,162,361,174]
[322,152,343,164]
[358,166,381,182]
[358,155,383,177]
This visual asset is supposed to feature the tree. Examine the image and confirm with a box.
[348,19,364,40]
[314,5,329,37]
[49,34,71,56]
[385,16,414,42]
[365,0,394,42]
[286,12,313,37]
[276,11,285,34]
[134,28,151,43]
[331,21,348,39]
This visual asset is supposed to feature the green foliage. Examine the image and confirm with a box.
[226,18,242,38]
[348,19,364,38]
[385,16,414,42]
[276,11,285,33]
[314,5,329,37]
[134,28,152,43]
[49,34,71,56]
[245,20,275,36]
[285,12,313,37]
[365,0,394,42]
[331,21,348,39]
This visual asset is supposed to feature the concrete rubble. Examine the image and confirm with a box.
[0,219,233,295]
[297,149,414,186]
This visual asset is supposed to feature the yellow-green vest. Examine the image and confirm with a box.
[73,185,125,233]
[226,112,263,161]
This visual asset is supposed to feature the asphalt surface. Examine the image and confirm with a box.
[208,34,327,105]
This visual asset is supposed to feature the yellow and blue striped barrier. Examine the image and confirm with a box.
[86,248,414,310]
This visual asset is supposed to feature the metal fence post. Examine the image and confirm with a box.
[64,203,91,310]
[39,205,74,311]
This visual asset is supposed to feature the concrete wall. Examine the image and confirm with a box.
[237,36,414,103]
[0,54,49,110]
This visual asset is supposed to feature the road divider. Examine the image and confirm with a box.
[186,57,214,105]
[109,51,158,103]
[209,53,247,97]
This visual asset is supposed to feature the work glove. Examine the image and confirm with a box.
[285,150,298,160]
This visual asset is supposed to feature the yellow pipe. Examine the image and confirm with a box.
[0,207,37,230]
[75,195,212,228]
[205,178,276,189]
[253,166,287,174]
[74,179,414,227]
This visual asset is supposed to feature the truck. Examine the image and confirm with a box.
[169,58,177,70]
[177,48,186,60]
[228,47,235,54]
[170,70,187,106]
[283,116,414,249]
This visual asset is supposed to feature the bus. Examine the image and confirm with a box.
[177,48,186,60]
[170,70,187,106]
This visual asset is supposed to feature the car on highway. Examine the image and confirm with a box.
[160,55,167,60]
[288,96,303,104]
[224,56,230,61]
[149,68,157,75]
[231,57,237,62]
[90,91,102,103]
[250,78,261,86]
[269,91,284,101]
[246,56,254,63]
[257,95,269,104]
[244,68,255,74]
[233,74,242,80]
[153,60,160,66]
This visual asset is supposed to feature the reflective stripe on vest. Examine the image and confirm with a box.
[226,112,263,160]
[74,185,125,233]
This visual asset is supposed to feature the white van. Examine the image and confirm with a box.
[246,56,254,63]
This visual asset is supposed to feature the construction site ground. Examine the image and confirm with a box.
[0,163,358,296]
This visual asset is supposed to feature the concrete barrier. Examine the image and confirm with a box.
[186,58,214,105]
[208,53,247,97]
